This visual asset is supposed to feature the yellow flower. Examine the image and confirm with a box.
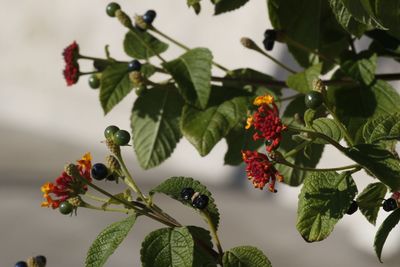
[253,95,274,106]
[245,116,253,129]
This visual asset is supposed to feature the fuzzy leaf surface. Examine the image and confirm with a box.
[297,171,357,242]
[131,85,184,169]
[374,208,400,262]
[363,113,400,143]
[85,215,136,267]
[163,48,212,109]
[356,182,387,225]
[311,118,344,144]
[124,29,168,59]
[222,246,272,267]
[100,63,133,114]
[286,64,322,93]
[140,227,194,267]
[214,0,250,14]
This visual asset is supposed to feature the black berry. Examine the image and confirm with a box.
[304,91,323,109]
[383,198,398,212]
[128,60,142,72]
[35,255,47,266]
[59,201,73,215]
[113,129,131,146]
[88,74,100,89]
[192,194,209,210]
[104,125,119,139]
[143,10,157,24]
[181,188,195,200]
[15,262,28,267]
[346,200,358,215]
[263,39,275,51]
[106,2,121,17]
[91,163,109,180]
[264,29,277,41]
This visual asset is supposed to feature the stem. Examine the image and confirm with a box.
[324,104,355,146]
[287,126,346,153]
[115,154,148,204]
[277,160,360,172]
[85,192,108,203]
[202,211,223,256]
[79,71,99,76]
[251,45,296,74]
[150,26,229,72]
[81,202,131,214]
[283,141,311,158]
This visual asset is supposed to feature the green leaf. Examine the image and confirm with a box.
[222,246,272,267]
[150,176,220,230]
[345,144,400,191]
[131,85,184,169]
[366,30,400,60]
[296,171,357,242]
[268,0,348,69]
[311,118,344,144]
[163,48,212,109]
[374,1,400,40]
[187,0,201,14]
[187,226,217,267]
[327,77,400,144]
[356,182,387,225]
[85,215,136,267]
[100,63,133,114]
[123,29,168,60]
[341,52,377,85]
[224,122,264,166]
[374,208,400,262]
[345,0,385,28]
[140,227,194,267]
[328,0,369,37]
[363,113,400,143]
[181,87,248,156]
[286,64,322,93]
[214,0,250,14]
[277,95,324,186]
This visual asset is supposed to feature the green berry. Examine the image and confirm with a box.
[106,2,121,17]
[135,85,147,96]
[104,125,119,139]
[304,91,323,109]
[59,201,73,215]
[113,129,131,145]
[88,74,100,89]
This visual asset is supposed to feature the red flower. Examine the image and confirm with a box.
[41,153,92,209]
[242,150,283,192]
[246,95,286,152]
[62,41,80,86]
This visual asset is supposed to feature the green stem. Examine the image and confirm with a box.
[150,26,229,72]
[287,126,346,153]
[79,71,99,76]
[85,192,108,203]
[202,211,223,256]
[277,159,360,172]
[283,141,311,158]
[115,154,148,204]
[81,202,131,214]
[324,104,355,146]
[252,46,296,74]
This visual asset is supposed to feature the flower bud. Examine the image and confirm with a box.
[27,257,39,267]
[134,14,148,30]
[129,71,144,87]
[68,196,82,207]
[106,138,121,156]
[240,37,257,50]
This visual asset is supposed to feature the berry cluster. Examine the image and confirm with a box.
[15,255,46,267]
[346,197,399,216]
[104,125,131,146]
[180,188,209,210]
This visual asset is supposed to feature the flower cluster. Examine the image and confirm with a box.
[62,41,80,86]
[243,95,286,192]
[242,150,283,192]
[41,153,92,208]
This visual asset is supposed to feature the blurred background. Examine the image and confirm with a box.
[1,0,399,266]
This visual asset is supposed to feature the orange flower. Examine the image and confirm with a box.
[41,153,92,209]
